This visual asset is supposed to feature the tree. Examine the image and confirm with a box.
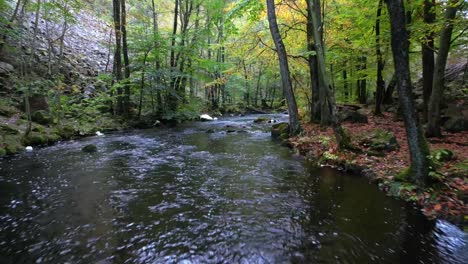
[426,0,460,137]
[266,0,301,135]
[307,0,350,149]
[375,0,385,115]
[421,0,436,123]
[112,0,123,115]
[385,0,430,186]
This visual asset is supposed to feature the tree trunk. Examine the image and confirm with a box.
[375,0,385,115]
[356,56,367,104]
[426,0,459,138]
[386,0,430,186]
[168,0,180,112]
[121,0,131,115]
[266,0,301,135]
[306,0,321,123]
[308,0,350,149]
[113,0,123,115]
[421,0,435,123]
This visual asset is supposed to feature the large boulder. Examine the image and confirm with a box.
[29,95,49,112]
[338,107,368,123]
[444,117,467,133]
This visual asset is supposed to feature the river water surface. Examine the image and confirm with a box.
[0,115,466,263]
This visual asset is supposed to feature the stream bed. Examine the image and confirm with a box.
[0,115,466,263]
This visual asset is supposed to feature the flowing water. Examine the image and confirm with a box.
[0,115,466,263]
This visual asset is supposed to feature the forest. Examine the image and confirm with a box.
[0,0,467,262]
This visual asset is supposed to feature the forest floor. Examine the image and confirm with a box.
[288,110,467,227]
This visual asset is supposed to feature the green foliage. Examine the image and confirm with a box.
[430,149,454,162]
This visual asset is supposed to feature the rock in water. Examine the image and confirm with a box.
[82,144,97,153]
[95,131,104,136]
[200,114,214,121]
[25,146,33,152]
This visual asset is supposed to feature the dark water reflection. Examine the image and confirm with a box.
[0,115,466,263]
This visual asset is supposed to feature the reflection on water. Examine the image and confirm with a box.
[0,115,466,263]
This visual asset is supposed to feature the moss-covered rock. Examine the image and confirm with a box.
[45,133,61,143]
[32,125,46,133]
[271,122,290,140]
[0,147,6,157]
[56,125,76,139]
[0,124,19,135]
[253,116,270,123]
[3,135,23,154]
[0,104,17,117]
[23,132,48,146]
[361,129,399,152]
[82,144,97,153]
[32,110,53,125]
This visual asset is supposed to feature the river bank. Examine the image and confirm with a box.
[281,111,467,227]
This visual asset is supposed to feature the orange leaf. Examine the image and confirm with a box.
[434,204,442,211]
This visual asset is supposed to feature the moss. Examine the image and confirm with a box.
[23,132,48,146]
[57,125,76,139]
[3,135,23,154]
[271,122,290,140]
[32,110,53,125]
[46,133,61,143]
[0,147,6,157]
[32,125,46,133]
[395,167,411,182]
[0,124,20,135]
[0,104,17,117]
[253,116,270,123]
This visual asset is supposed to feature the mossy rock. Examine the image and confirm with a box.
[32,125,46,133]
[253,116,270,123]
[3,135,23,154]
[32,110,53,125]
[23,132,48,146]
[57,125,76,139]
[82,144,97,153]
[361,129,399,152]
[0,147,6,157]
[0,124,19,135]
[0,104,17,117]
[45,133,61,143]
[271,122,290,140]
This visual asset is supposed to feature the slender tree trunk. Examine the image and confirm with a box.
[421,0,436,123]
[138,52,149,120]
[113,0,123,115]
[306,0,321,123]
[386,0,430,186]
[121,0,130,115]
[375,0,385,115]
[308,0,350,149]
[426,0,459,137]
[356,56,367,104]
[266,0,301,135]
[168,0,180,112]
[0,0,22,52]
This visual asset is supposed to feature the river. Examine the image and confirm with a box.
[0,114,466,263]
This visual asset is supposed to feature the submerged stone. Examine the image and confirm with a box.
[82,144,97,153]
